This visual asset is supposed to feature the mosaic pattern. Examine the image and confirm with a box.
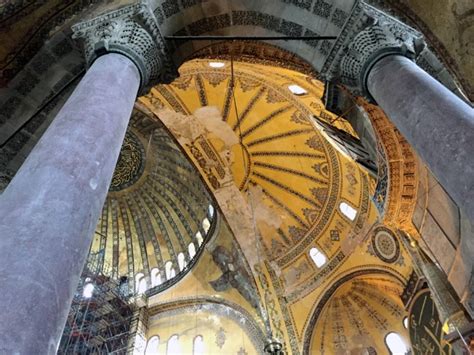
[0,0,97,83]
[358,99,419,233]
[313,0,333,19]
[109,131,145,192]
[371,226,401,264]
[90,110,214,283]
[142,60,346,269]
[304,272,408,354]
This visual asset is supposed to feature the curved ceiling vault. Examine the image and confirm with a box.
[139,59,379,291]
[89,109,216,286]
[310,274,409,354]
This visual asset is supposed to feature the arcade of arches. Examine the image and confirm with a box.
[0,1,473,354]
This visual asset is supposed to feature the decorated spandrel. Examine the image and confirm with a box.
[408,289,453,355]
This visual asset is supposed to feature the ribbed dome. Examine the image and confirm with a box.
[310,274,409,354]
[89,109,216,293]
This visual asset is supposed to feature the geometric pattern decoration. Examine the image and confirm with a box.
[109,131,145,191]
[140,59,371,270]
[371,226,401,264]
[89,109,214,283]
[309,274,409,354]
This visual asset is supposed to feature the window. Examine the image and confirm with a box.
[193,335,204,355]
[339,202,357,221]
[167,335,181,355]
[165,261,175,280]
[385,332,409,355]
[208,204,215,218]
[309,247,327,268]
[145,336,160,355]
[209,62,225,68]
[202,218,211,234]
[83,283,94,298]
[151,268,162,287]
[196,232,204,246]
[178,252,186,271]
[288,84,307,95]
[188,242,196,259]
[403,317,408,329]
[135,273,147,294]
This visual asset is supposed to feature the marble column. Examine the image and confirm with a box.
[0,3,173,352]
[0,53,140,354]
[367,55,474,222]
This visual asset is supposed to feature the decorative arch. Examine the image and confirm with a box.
[302,268,407,354]
[155,0,358,73]
[357,98,419,234]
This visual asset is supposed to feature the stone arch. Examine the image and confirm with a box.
[356,97,419,234]
[150,0,358,72]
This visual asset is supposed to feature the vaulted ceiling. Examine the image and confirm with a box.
[140,59,375,272]
[309,274,408,354]
[89,109,215,282]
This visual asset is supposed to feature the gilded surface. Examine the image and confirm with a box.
[109,131,145,191]
[89,110,214,281]
[139,59,414,354]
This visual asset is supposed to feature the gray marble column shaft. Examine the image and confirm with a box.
[367,55,474,222]
[0,53,139,354]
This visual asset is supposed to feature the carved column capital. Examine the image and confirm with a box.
[72,3,177,95]
[340,23,417,99]
[320,2,423,100]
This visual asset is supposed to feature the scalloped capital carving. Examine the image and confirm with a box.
[321,2,423,100]
[72,3,177,94]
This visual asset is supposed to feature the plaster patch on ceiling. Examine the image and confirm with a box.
[194,106,239,148]
[247,184,282,230]
[213,184,260,269]
[156,107,204,145]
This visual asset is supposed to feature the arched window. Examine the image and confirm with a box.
[208,205,215,218]
[196,232,204,246]
[385,332,409,355]
[339,202,357,221]
[209,61,225,68]
[288,84,307,95]
[145,335,160,355]
[165,261,175,280]
[135,273,147,294]
[83,283,94,298]
[151,268,162,287]
[167,334,181,355]
[177,252,186,271]
[309,247,327,268]
[193,335,204,355]
[202,218,211,234]
[188,242,196,259]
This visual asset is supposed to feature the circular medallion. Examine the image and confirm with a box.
[371,227,400,263]
[110,131,145,191]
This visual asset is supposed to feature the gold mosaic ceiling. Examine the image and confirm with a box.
[140,59,378,276]
[89,109,214,281]
[309,274,409,354]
